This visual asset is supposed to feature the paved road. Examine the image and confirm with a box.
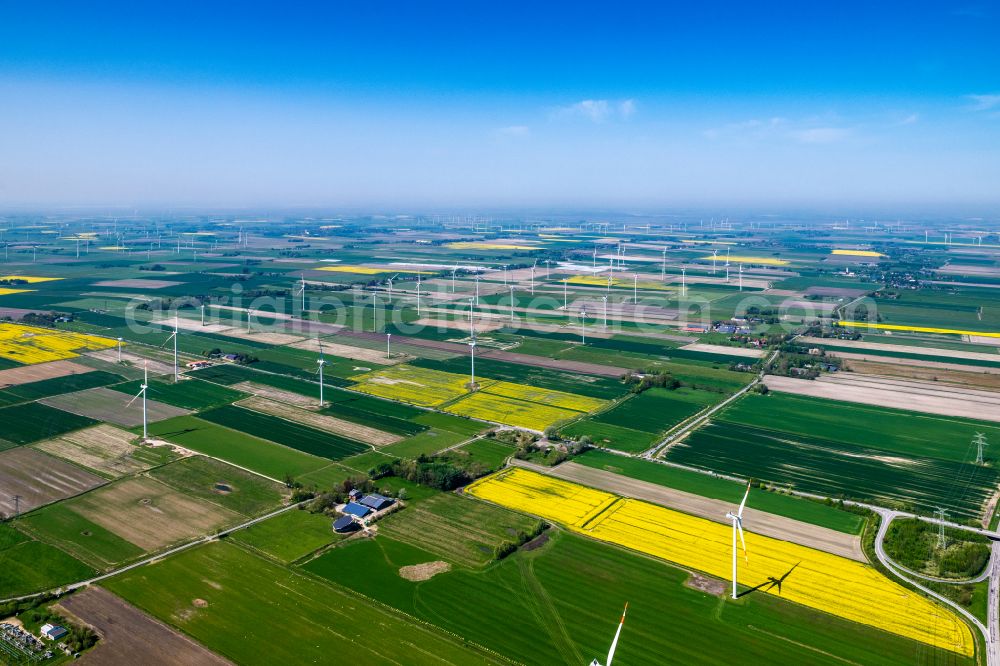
[873,508,997,666]
[642,349,778,459]
[0,500,309,604]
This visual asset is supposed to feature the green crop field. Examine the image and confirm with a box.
[377,491,541,566]
[0,370,125,408]
[17,503,146,570]
[560,419,659,452]
[0,401,98,445]
[0,524,96,598]
[107,377,247,409]
[303,530,960,665]
[410,410,488,436]
[148,456,286,516]
[142,415,330,480]
[103,542,502,665]
[380,428,469,458]
[229,509,339,563]
[574,449,864,533]
[447,438,514,471]
[723,393,1000,463]
[668,422,998,519]
[195,405,369,461]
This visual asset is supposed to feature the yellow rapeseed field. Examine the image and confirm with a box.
[444,392,580,431]
[350,365,482,406]
[831,249,885,257]
[446,242,540,251]
[481,381,607,412]
[837,321,1000,339]
[467,469,974,657]
[0,275,63,283]
[0,322,117,364]
[698,254,790,266]
[0,288,34,296]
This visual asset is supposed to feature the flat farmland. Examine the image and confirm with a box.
[103,542,503,665]
[0,322,117,364]
[229,509,339,563]
[0,401,97,445]
[148,456,286,517]
[763,373,1000,423]
[0,447,105,516]
[0,524,96,598]
[350,364,476,406]
[378,492,540,566]
[142,415,330,480]
[107,378,246,410]
[467,469,973,657]
[237,395,400,446]
[229,381,316,407]
[0,369,125,407]
[722,392,1000,463]
[304,529,965,666]
[561,419,659,452]
[42,386,190,427]
[18,502,146,569]
[69,476,241,552]
[0,358,93,387]
[33,424,176,478]
[445,391,581,431]
[196,405,369,460]
[668,422,999,520]
[59,586,233,666]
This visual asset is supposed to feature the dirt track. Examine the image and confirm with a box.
[60,586,232,666]
[512,459,865,561]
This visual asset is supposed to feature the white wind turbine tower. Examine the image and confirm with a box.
[530,259,537,294]
[296,273,307,312]
[726,482,751,599]
[315,338,327,406]
[712,249,718,274]
[162,317,179,383]
[126,362,149,441]
[451,264,458,292]
[589,603,628,666]
[386,273,399,296]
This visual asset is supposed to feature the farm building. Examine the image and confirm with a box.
[40,624,67,641]
[342,502,371,518]
[359,493,394,511]
[333,515,357,533]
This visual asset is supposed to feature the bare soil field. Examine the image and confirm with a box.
[238,396,399,446]
[34,424,152,478]
[0,359,93,388]
[60,586,233,666]
[679,342,764,358]
[804,286,869,298]
[479,349,627,377]
[413,317,505,333]
[229,381,318,407]
[0,447,105,516]
[826,350,1000,376]
[42,387,190,427]
[800,336,1000,362]
[845,359,1000,390]
[86,350,175,377]
[288,337,404,365]
[92,279,182,289]
[72,477,239,551]
[398,561,451,581]
[213,327,305,346]
[511,459,864,561]
[763,373,1000,422]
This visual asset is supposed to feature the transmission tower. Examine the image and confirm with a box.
[934,508,948,550]
[974,432,988,465]
[12,494,21,519]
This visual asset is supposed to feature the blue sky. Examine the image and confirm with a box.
[1,1,998,210]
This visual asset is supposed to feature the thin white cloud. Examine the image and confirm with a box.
[967,94,1000,111]
[898,113,919,125]
[790,127,852,143]
[553,98,636,123]
[496,125,530,137]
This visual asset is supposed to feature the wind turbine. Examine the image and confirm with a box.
[530,259,537,294]
[589,603,628,666]
[316,338,327,406]
[387,273,399,296]
[126,362,149,441]
[296,273,307,312]
[162,317,179,383]
[712,249,718,274]
[726,482,751,599]
[451,264,458,292]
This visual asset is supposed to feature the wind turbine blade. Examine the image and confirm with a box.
[606,603,628,666]
[125,389,144,408]
[737,520,748,562]
[737,480,751,516]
